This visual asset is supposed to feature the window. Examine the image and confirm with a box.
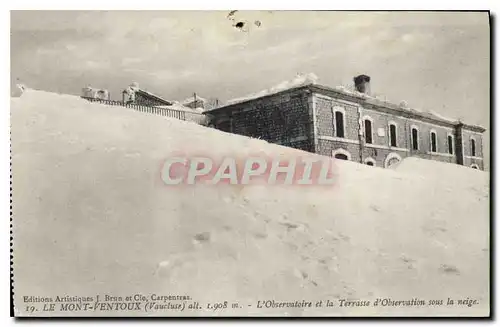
[364,157,376,167]
[364,119,373,144]
[332,148,351,161]
[335,111,345,138]
[447,135,454,154]
[384,152,402,168]
[471,164,479,169]
[335,153,348,160]
[430,131,437,153]
[471,138,476,157]
[389,123,397,147]
[411,127,419,150]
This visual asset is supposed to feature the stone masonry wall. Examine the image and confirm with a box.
[314,94,360,140]
[314,93,361,160]
[317,139,361,163]
[211,88,314,152]
[360,107,457,167]
[462,129,485,170]
[312,90,472,168]
[210,87,484,170]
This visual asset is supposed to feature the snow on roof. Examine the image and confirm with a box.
[221,74,466,127]
[331,86,459,124]
[226,73,319,105]
[123,83,173,106]
[424,110,458,124]
[333,85,359,96]
[135,89,173,105]
[393,104,458,124]
[181,95,207,105]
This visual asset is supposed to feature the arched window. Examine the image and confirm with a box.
[389,122,397,147]
[384,152,402,168]
[447,134,454,155]
[430,130,437,153]
[363,117,373,144]
[334,110,345,138]
[411,126,419,150]
[332,148,351,161]
[364,157,376,167]
[471,138,476,157]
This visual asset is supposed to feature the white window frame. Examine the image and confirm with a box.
[388,121,398,148]
[470,136,477,157]
[384,152,403,168]
[447,133,455,155]
[364,157,376,166]
[332,106,346,139]
[332,148,352,161]
[362,115,374,144]
[410,124,420,151]
[429,129,438,153]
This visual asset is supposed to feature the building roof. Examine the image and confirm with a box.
[135,89,173,106]
[207,83,486,133]
[181,95,207,105]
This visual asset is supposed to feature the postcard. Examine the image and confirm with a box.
[10,10,490,317]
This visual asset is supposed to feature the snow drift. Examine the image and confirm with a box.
[12,90,489,317]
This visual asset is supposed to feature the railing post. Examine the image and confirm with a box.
[82,97,201,122]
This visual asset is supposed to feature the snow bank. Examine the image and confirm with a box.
[12,90,489,317]
[396,157,488,188]
[226,73,319,105]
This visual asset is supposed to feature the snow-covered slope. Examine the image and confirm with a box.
[11,90,489,317]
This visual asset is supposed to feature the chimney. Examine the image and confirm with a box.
[354,75,371,94]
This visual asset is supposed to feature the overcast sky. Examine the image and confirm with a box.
[10,11,490,165]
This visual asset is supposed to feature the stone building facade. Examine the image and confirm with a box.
[206,76,486,170]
